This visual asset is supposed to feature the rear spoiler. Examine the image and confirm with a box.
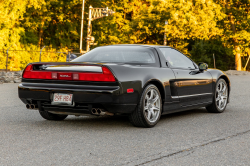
[28,62,103,66]
[24,62,104,71]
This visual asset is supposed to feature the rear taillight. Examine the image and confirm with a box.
[22,65,116,82]
[23,64,52,79]
[77,67,115,82]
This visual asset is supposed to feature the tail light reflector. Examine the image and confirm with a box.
[73,73,79,80]
[127,88,134,93]
[52,72,57,79]
[23,65,116,82]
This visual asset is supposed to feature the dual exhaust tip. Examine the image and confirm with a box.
[26,104,37,110]
[26,104,113,116]
[91,108,113,116]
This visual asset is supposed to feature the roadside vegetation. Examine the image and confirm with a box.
[1,0,250,71]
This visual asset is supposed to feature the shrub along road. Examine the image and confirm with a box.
[0,75,249,165]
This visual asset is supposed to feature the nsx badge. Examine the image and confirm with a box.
[58,73,72,80]
[60,75,71,77]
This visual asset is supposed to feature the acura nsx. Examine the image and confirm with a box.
[18,45,230,127]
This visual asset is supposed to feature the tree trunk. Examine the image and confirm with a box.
[234,44,241,71]
[225,0,242,71]
[230,18,241,71]
[38,19,45,48]
[38,28,43,48]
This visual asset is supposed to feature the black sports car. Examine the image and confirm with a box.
[18,45,230,127]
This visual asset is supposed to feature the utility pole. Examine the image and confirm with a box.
[79,0,85,53]
[86,6,115,52]
[164,20,168,46]
[86,6,93,53]
[39,45,46,62]
[213,53,216,69]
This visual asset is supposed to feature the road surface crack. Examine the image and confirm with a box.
[125,129,250,166]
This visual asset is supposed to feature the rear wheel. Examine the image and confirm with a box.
[206,78,228,113]
[129,84,162,128]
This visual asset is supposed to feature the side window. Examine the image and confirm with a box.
[159,48,195,69]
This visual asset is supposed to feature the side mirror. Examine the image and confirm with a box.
[198,62,208,71]
[166,62,169,67]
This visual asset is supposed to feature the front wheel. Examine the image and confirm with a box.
[129,84,162,128]
[206,78,228,113]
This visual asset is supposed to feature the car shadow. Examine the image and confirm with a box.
[28,108,209,129]
[31,114,133,129]
[161,108,208,119]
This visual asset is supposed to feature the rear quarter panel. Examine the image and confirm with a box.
[107,64,176,104]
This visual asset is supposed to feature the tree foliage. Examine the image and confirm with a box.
[216,0,250,70]
[0,0,249,71]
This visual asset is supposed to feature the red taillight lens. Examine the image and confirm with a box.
[78,67,115,82]
[25,65,32,71]
[102,67,112,75]
[22,65,116,82]
[23,65,52,79]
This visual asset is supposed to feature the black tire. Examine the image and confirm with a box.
[206,78,228,113]
[129,84,162,128]
[39,110,68,121]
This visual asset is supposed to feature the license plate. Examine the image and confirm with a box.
[52,93,73,105]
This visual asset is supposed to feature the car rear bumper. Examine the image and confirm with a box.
[18,83,137,114]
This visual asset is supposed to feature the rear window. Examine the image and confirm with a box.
[72,46,156,64]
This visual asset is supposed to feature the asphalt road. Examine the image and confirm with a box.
[0,75,250,166]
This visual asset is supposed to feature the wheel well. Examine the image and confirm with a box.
[144,80,165,102]
[219,75,230,93]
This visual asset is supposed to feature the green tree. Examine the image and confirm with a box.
[216,0,250,71]
[0,0,44,69]
[190,40,235,70]
[0,0,42,50]
[89,0,225,55]
[22,0,85,49]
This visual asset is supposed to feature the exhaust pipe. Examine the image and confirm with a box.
[30,104,35,109]
[97,109,101,115]
[91,108,97,114]
[99,109,106,116]
[91,108,114,116]
[26,104,38,110]
[26,104,30,109]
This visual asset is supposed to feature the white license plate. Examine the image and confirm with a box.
[52,93,73,105]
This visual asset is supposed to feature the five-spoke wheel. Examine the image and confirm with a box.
[144,89,161,123]
[206,78,228,113]
[129,84,162,127]
[215,81,228,111]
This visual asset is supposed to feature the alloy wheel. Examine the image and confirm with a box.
[144,89,161,123]
[216,81,228,110]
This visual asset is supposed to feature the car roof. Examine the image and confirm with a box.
[98,44,171,48]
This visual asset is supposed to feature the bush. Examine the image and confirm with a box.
[0,45,68,71]
[190,40,235,71]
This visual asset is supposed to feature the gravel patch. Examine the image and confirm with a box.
[224,70,250,75]
[0,71,23,83]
